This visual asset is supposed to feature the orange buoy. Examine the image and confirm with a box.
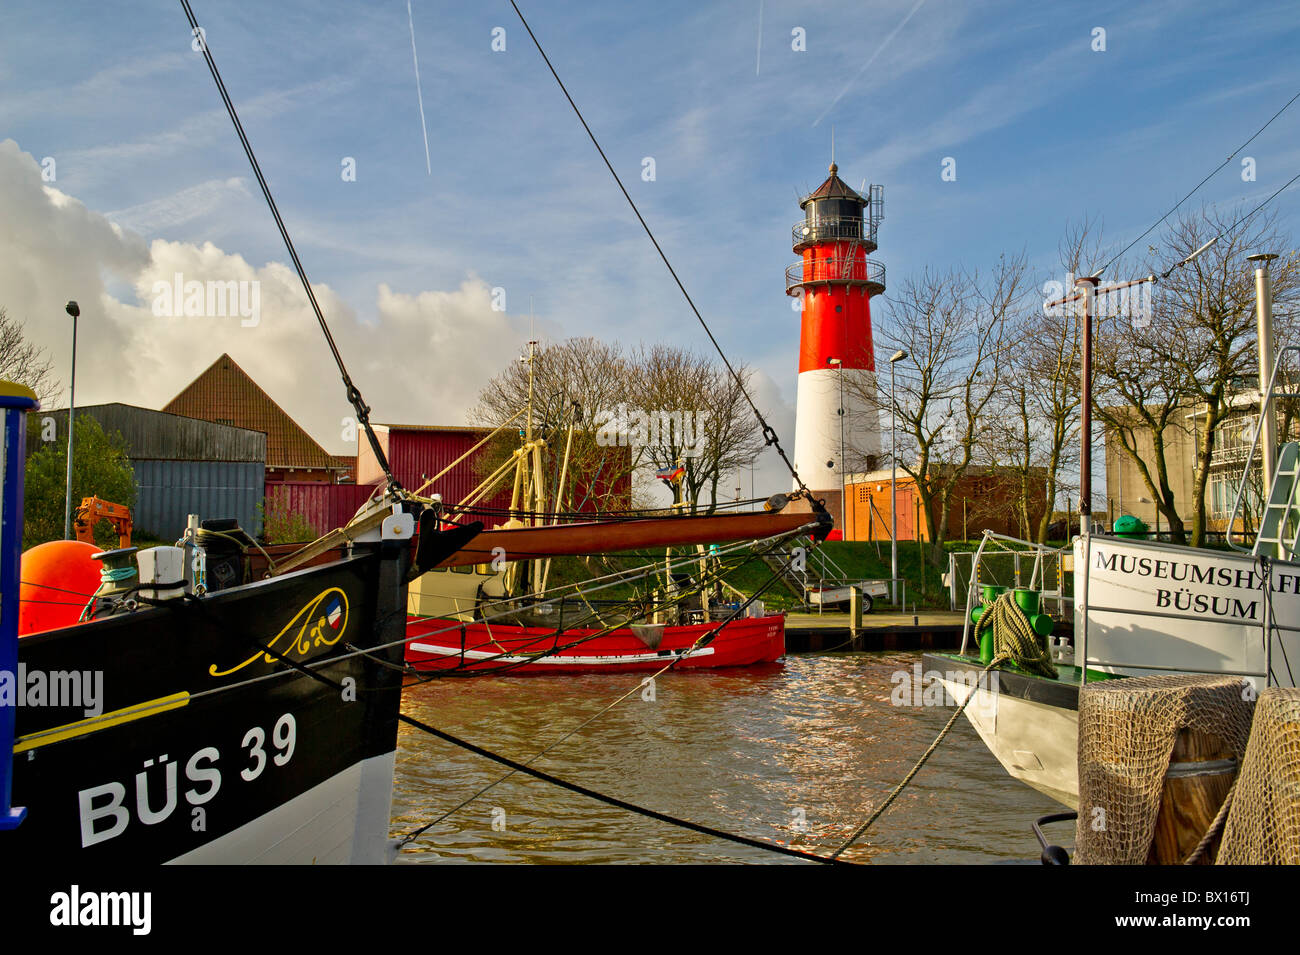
[18,540,103,636]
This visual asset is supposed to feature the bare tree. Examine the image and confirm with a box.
[469,338,767,517]
[0,307,60,405]
[470,337,637,513]
[1145,207,1299,546]
[629,344,766,514]
[863,254,1025,563]
[1092,207,1299,546]
[988,219,1101,541]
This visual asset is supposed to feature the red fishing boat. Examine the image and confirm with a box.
[303,337,831,676]
[404,611,785,674]
[399,507,823,674]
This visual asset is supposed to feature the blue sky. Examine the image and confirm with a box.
[2,0,1299,495]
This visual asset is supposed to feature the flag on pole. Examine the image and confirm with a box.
[655,464,685,481]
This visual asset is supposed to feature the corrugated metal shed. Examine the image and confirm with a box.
[134,460,266,539]
[357,424,514,511]
[27,404,265,462]
[264,482,376,536]
[26,404,267,539]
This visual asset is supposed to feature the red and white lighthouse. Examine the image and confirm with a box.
[786,163,885,525]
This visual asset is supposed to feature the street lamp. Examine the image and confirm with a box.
[889,349,908,605]
[828,357,844,538]
[63,300,79,541]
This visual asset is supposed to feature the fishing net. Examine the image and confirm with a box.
[974,591,1057,678]
[1074,674,1254,865]
[1217,687,1300,864]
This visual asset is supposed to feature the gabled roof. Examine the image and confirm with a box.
[800,162,867,209]
[163,353,338,470]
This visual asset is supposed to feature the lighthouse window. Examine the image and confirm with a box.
[835,306,842,313]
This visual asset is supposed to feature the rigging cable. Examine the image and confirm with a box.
[237,615,841,865]
[504,0,810,497]
[1099,86,1300,277]
[395,529,803,678]
[178,0,400,493]
[830,654,1007,859]
[397,549,793,843]
[37,528,812,741]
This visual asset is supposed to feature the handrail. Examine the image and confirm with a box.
[1226,344,1300,552]
[957,530,1071,655]
[785,257,886,295]
[958,532,994,655]
[791,216,877,249]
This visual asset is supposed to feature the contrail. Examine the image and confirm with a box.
[813,0,926,127]
[755,0,764,76]
[407,0,432,175]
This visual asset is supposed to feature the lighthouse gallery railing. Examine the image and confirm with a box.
[785,257,886,295]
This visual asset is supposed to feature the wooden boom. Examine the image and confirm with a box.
[432,507,830,568]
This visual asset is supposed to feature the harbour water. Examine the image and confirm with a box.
[390,650,1064,864]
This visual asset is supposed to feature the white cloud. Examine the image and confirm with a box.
[106,178,252,235]
[0,138,531,456]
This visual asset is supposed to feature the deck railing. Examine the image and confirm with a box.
[785,257,886,295]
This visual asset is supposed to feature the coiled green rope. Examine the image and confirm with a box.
[975,591,1058,679]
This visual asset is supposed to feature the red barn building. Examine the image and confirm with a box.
[356,423,631,524]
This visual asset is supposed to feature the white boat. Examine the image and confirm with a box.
[928,528,1300,807]
[927,351,1300,808]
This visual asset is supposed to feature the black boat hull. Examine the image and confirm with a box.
[6,549,406,865]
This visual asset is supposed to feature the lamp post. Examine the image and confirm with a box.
[889,349,908,605]
[63,300,79,541]
[829,357,844,538]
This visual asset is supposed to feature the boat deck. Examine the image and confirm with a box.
[922,651,1121,711]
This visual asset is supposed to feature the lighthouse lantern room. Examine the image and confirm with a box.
[786,163,886,527]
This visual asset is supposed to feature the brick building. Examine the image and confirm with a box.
[842,466,1048,542]
[164,354,353,484]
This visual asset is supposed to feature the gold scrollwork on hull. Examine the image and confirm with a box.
[209,587,350,678]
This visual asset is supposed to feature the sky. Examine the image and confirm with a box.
[2,0,1299,500]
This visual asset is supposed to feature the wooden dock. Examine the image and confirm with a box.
[783,610,966,652]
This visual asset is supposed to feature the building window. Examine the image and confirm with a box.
[1210,472,1261,520]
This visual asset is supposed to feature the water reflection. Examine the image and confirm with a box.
[391,651,1062,864]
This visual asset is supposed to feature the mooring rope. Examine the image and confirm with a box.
[1183,777,1238,865]
[228,609,842,865]
[975,591,1058,679]
[831,654,1008,859]
[396,553,794,844]
[833,593,1065,857]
